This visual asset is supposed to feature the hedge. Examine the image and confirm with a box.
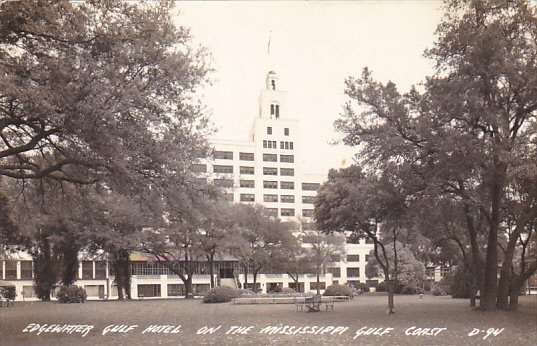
[203,286,238,303]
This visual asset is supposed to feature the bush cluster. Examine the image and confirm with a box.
[355,283,370,293]
[236,289,255,297]
[375,281,387,292]
[203,286,238,303]
[56,285,87,303]
[400,284,424,295]
[281,287,296,294]
[0,286,17,300]
[323,284,353,297]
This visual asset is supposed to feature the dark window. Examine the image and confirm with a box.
[365,236,375,244]
[329,267,341,278]
[240,180,255,188]
[137,284,161,297]
[310,282,325,290]
[5,260,16,279]
[281,208,295,217]
[302,209,314,217]
[223,193,234,201]
[281,195,295,203]
[273,140,277,148]
[213,165,233,174]
[365,255,370,262]
[280,141,284,149]
[268,140,272,148]
[263,181,278,189]
[95,261,107,279]
[267,127,272,135]
[240,194,255,202]
[347,268,360,277]
[214,151,233,160]
[168,284,184,297]
[280,168,294,176]
[214,178,234,187]
[263,140,267,148]
[239,152,254,161]
[280,181,294,190]
[271,80,276,90]
[290,142,294,150]
[275,105,280,118]
[270,104,275,115]
[302,196,316,204]
[281,153,294,163]
[266,208,278,217]
[263,194,278,202]
[347,255,360,262]
[263,167,278,175]
[240,166,255,175]
[263,153,277,162]
[192,164,207,173]
[331,254,341,262]
[131,261,173,275]
[284,128,289,136]
[82,261,93,279]
[302,183,320,191]
[20,260,33,279]
[285,141,289,149]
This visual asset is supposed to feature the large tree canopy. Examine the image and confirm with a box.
[0,0,211,188]
[334,0,537,311]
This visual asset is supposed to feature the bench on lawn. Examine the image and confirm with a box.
[0,297,14,307]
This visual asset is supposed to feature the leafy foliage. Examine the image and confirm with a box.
[56,285,87,303]
[323,284,353,297]
[203,286,238,303]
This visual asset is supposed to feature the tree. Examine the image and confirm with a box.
[270,230,312,292]
[227,204,295,292]
[302,229,345,295]
[315,165,409,313]
[334,0,537,311]
[0,0,211,187]
[366,242,426,292]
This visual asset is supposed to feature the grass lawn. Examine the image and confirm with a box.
[1,294,536,345]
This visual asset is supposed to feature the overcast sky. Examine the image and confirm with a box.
[175,1,444,176]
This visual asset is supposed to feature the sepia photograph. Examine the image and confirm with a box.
[0,0,536,345]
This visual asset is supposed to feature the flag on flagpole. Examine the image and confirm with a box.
[267,30,271,55]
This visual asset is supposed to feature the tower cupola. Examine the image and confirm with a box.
[266,71,278,90]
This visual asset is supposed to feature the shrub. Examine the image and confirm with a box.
[236,289,255,297]
[0,286,17,300]
[281,287,296,294]
[375,281,387,292]
[431,285,444,296]
[56,285,87,303]
[323,284,353,297]
[400,284,424,295]
[445,267,473,298]
[203,286,238,303]
[355,283,370,293]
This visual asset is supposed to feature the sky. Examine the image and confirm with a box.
[175,1,444,176]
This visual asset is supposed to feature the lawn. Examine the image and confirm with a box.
[1,294,536,345]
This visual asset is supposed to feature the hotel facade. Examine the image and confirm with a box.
[2,71,378,301]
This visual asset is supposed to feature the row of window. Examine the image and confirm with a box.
[0,260,106,280]
[205,176,320,192]
[329,267,361,278]
[263,140,294,150]
[263,167,294,176]
[263,153,294,162]
[266,127,290,136]
[213,151,256,161]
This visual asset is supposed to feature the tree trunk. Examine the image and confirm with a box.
[316,266,321,295]
[208,254,215,288]
[497,259,514,309]
[508,286,521,311]
[184,276,194,299]
[244,263,249,287]
[253,269,259,293]
[385,273,395,314]
[481,171,504,311]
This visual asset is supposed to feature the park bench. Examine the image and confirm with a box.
[323,297,335,311]
[294,297,305,311]
[0,297,14,307]
[305,295,322,312]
